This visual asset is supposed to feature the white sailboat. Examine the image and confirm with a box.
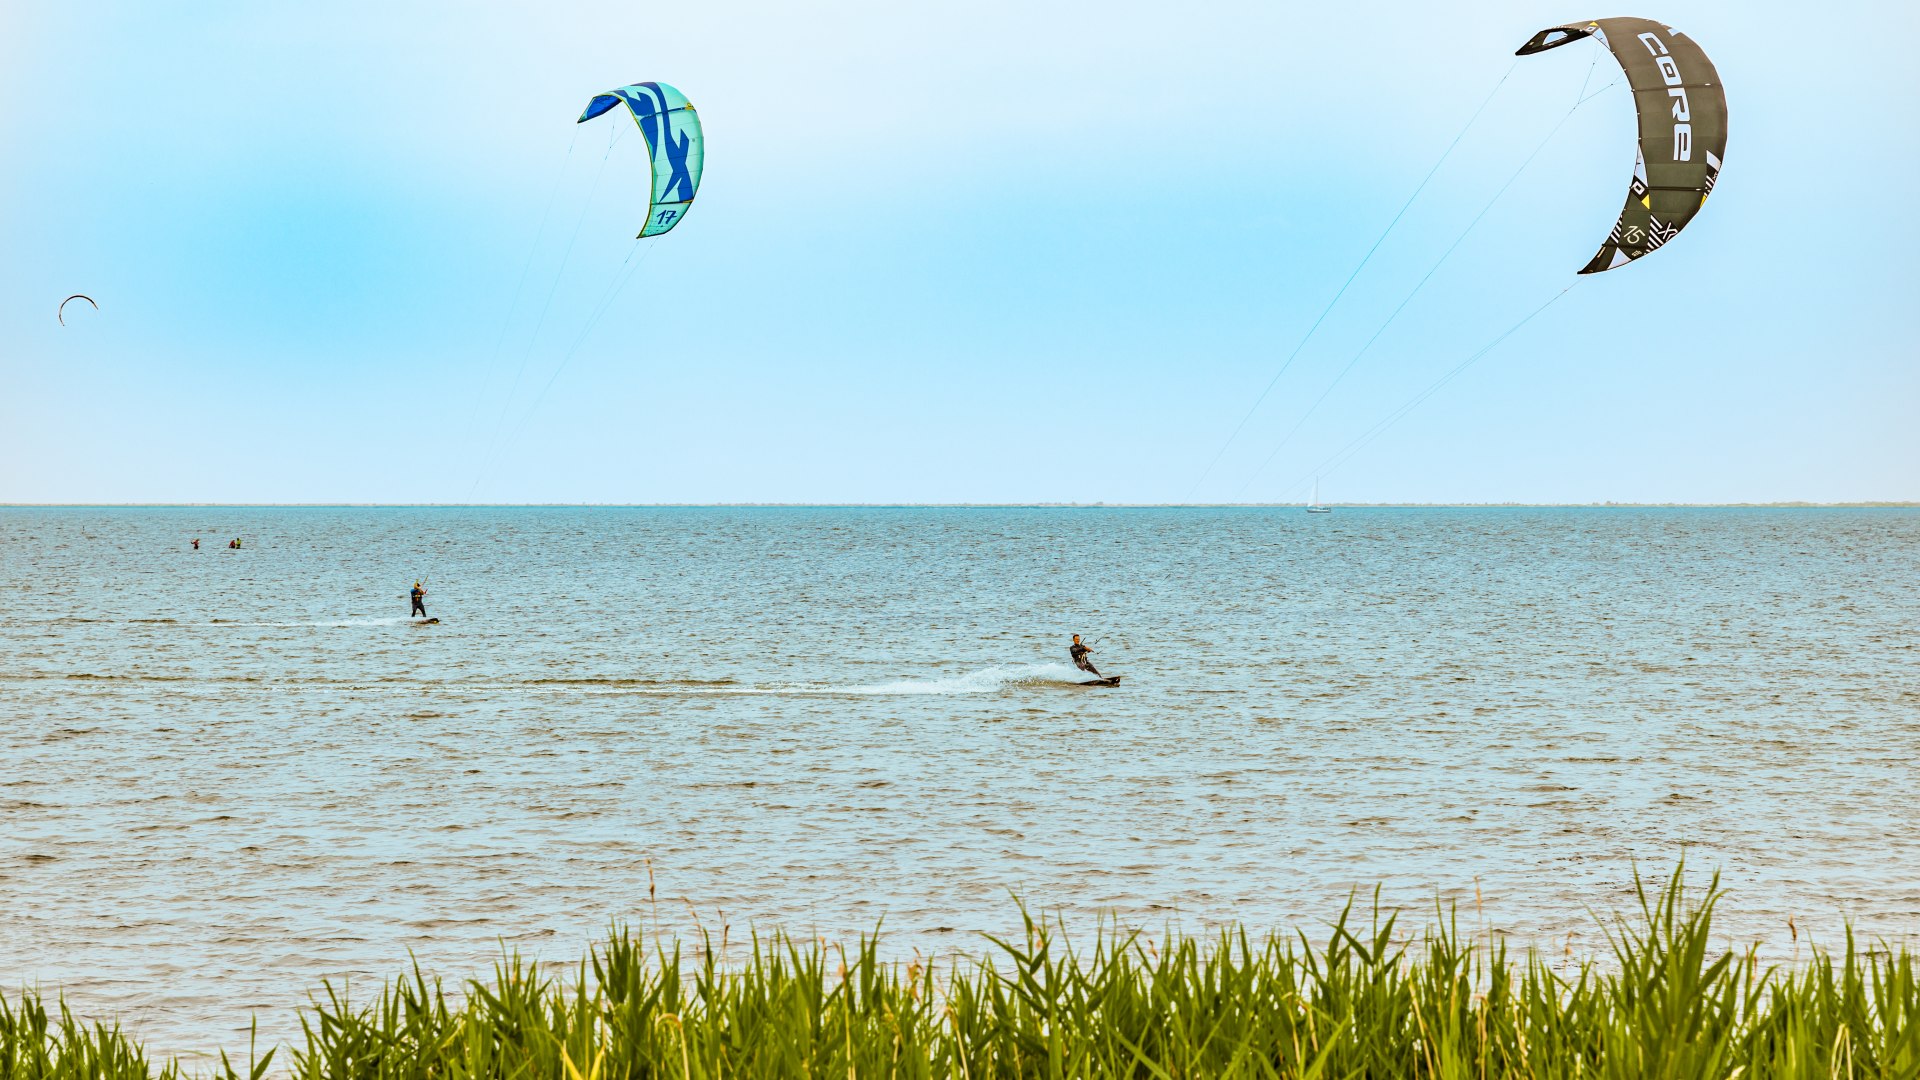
[1306,478,1332,514]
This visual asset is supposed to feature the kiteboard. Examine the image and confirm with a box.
[1078,676,1122,687]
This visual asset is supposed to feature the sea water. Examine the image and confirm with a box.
[3,506,1917,1058]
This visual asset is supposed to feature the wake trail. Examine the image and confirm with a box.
[4,664,1110,697]
[834,663,1097,696]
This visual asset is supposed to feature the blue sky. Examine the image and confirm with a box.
[3,0,1914,504]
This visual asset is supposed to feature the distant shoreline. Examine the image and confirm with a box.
[2,502,1916,510]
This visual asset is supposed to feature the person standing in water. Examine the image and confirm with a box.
[410,581,427,618]
[190,538,199,550]
[1069,634,1101,677]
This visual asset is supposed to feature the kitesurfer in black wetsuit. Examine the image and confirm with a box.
[1069,634,1101,677]
[410,582,427,618]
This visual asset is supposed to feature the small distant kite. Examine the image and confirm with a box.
[1515,18,1727,273]
[58,294,98,325]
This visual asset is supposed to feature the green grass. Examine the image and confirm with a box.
[6,868,1918,1078]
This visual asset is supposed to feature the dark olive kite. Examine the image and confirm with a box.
[58,294,98,325]
[1517,18,1727,274]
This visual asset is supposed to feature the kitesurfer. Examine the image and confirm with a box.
[190,538,200,550]
[1069,634,1101,677]
[410,582,427,618]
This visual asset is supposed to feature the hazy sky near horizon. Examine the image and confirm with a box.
[3,0,1914,504]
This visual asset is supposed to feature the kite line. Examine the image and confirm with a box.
[1231,78,1619,499]
[1184,59,1521,502]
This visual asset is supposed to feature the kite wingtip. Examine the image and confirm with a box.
[1515,23,1598,56]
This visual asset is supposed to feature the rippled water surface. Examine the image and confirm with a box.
[4,506,1918,1058]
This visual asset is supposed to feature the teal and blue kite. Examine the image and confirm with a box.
[577,81,704,238]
